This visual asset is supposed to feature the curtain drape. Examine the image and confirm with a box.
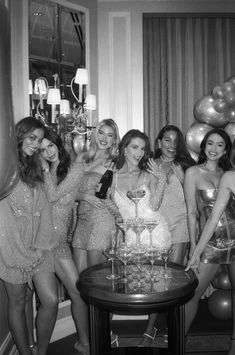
[143,15,235,148]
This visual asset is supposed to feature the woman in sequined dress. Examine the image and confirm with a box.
[72,119,120,274]
[0,117,57,355]
[183,128,232,339]
[186,139,235,355]
[39,128,90,355]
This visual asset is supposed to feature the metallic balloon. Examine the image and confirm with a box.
[224,92,235,106]
[221,81,235,94]
[213,98,229,113]
[208,290,232,320]
[186,122,212,154]
[187,148,199,163]
[212,85,224,99]
[0,3,19,199]
[224,122,235,143]
[211,268,231,290]
[225,109,235,122]
[194,95,228,128]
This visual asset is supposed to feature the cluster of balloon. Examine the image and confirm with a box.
[186,76,235,160]
[0,3,19,200]
[208,265,232,320]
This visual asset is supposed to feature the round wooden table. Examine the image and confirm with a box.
[77,261,198,355]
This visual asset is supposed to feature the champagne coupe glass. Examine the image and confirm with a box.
[126,189,146,220]
[159,248,173,280]
[116,243,132,283]
[103,229,120,280]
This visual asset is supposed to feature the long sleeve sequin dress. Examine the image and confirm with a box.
[43,161,85,258]
[72,171,116,250]
[0,181,55,284]
[197,189,235,264]
[113,174,171,249]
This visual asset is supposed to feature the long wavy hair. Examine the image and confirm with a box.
[154,125,195,171]
[15,116,45,187]
[230,139,235,168]
[198,128,232,171]
[42,128,71,184]
[83,119,120,163]
[116,129,151,170]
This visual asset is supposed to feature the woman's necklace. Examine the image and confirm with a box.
[160,155,174,164]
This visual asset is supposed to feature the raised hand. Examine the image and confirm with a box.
[147,158,166,180]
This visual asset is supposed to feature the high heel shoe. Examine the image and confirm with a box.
[138,326,158,347]
[111,331,119,347]
[74,341,90,355]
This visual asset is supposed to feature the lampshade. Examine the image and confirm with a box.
[60,99,70,115]
[34,78,47,95]
[84,94,96,110]
[47,88,61,104]
[74,68,88,85]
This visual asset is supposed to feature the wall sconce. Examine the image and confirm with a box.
[71,68,88,103]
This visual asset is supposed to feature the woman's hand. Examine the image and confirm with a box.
[147,158,166,180]
[185,252,200,275]
[39,155,50,172]
[84,194,104,208]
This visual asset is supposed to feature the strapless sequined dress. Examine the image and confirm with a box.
[72,171,116,250]
[197,189,235,264]
[113,184,171,249]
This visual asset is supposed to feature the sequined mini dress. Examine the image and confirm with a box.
[0,181,55,284]
[72,171,116,250]
[197,189,235,264]
[113,174,171,249]
[159,172,189,244]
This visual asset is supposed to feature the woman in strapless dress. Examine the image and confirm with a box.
[184,128,233,348]
[186,141,235,355]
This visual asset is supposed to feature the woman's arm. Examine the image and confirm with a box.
[186,172,232,269]
[147,159,167,211]
[184,167,198,258]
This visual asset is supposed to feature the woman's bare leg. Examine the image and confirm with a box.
[185,263,219,333]
[33,272,58,355]
[73,248,88,274]
[55,257,89,353]
[87,249,106,267]
[4,281,31,355]
[25,287,36,347]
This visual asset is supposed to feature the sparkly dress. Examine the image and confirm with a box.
[72,171,116,250]
[43,161,84,258]
[159,169,189,244]
[197,189,235,264]
[0,181,55,284]
[113,174,171,249]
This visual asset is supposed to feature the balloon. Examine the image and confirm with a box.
[0,3,19,199]
[224,122,235,143]
[212,86,224,99]
[226,75,235,87]
[208,290,232,320]
[213,98,229,113]
[221,81,235,94]
[225,109,235,122]
[186,122,212,154]
[224,92,235,105]
[187,148,199,163]
[212,267,231,290]
[194,95,228,128]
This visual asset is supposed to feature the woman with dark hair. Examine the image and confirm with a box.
[184,128,232,339]
[113,129,171,255]
[154,124,196,264]
[185,137,235,355]
[39,128,90,354]
[0,117,57,355]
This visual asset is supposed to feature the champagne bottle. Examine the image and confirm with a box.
[95,163,114,199]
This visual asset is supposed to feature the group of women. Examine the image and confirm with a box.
[0,115,235,355]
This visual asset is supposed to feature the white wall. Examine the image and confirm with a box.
[97,0,235,138]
